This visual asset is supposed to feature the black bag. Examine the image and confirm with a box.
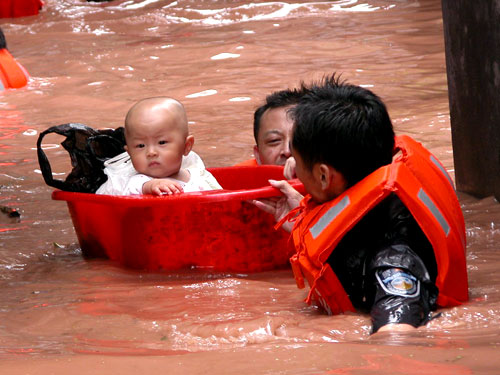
[36,123,126,193]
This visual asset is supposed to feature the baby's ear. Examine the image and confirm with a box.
[183,135,194,155]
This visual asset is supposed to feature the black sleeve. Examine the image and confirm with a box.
[369,243,438,333]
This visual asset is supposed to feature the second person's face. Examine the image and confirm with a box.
[254,106,294,166]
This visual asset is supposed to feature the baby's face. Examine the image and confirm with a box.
[125,114,187,179]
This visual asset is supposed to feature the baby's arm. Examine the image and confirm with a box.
[142,178,184,195]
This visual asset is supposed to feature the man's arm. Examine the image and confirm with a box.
[369,242,438,334]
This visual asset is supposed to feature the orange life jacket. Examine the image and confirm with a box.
[0,49,29,90]
[287,135,468,315]
[234,158,259,167]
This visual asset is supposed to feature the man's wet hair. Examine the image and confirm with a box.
[291,74,395,187]
[253,84,309,143]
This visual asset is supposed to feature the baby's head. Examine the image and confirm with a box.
[124,97,194,179]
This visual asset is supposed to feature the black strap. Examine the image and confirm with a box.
[36,123,125,193]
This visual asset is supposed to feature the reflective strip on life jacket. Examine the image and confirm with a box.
[290,135,468,314]
[395,136,465,245]
[309,196,350,239]
[417,188,450,237]
[430,155,455,190]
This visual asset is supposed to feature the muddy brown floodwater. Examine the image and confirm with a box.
[1,0,499,374]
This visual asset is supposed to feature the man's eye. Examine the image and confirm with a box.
[267,139,281,145]
[159,140,167,145]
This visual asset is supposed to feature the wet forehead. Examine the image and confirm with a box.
[126,101,188,139]
[258,106,294,139]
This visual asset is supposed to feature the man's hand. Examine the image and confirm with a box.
[252,179,303,232]
[142,178,184,195]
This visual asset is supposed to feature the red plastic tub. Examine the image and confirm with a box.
[53,165,304,272]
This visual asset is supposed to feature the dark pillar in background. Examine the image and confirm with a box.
[441,1,500,201]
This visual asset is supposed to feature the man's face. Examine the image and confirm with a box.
[254,106,293,166]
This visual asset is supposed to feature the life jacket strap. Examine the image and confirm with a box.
[290,253,305,289]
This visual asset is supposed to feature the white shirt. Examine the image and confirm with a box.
[96,151,222,195]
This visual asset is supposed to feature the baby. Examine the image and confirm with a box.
[96,97,222,195]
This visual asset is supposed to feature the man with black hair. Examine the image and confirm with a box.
[254,74,468,333]
[237,86,307,169]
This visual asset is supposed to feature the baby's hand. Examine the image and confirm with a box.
[142,178,184,196]
[284,157,296,180]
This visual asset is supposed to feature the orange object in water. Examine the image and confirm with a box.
[234,158,258,167]
[53,166,304,272]
[288,135,468,314]
[0,0,43,18]
[0,49,29,90]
